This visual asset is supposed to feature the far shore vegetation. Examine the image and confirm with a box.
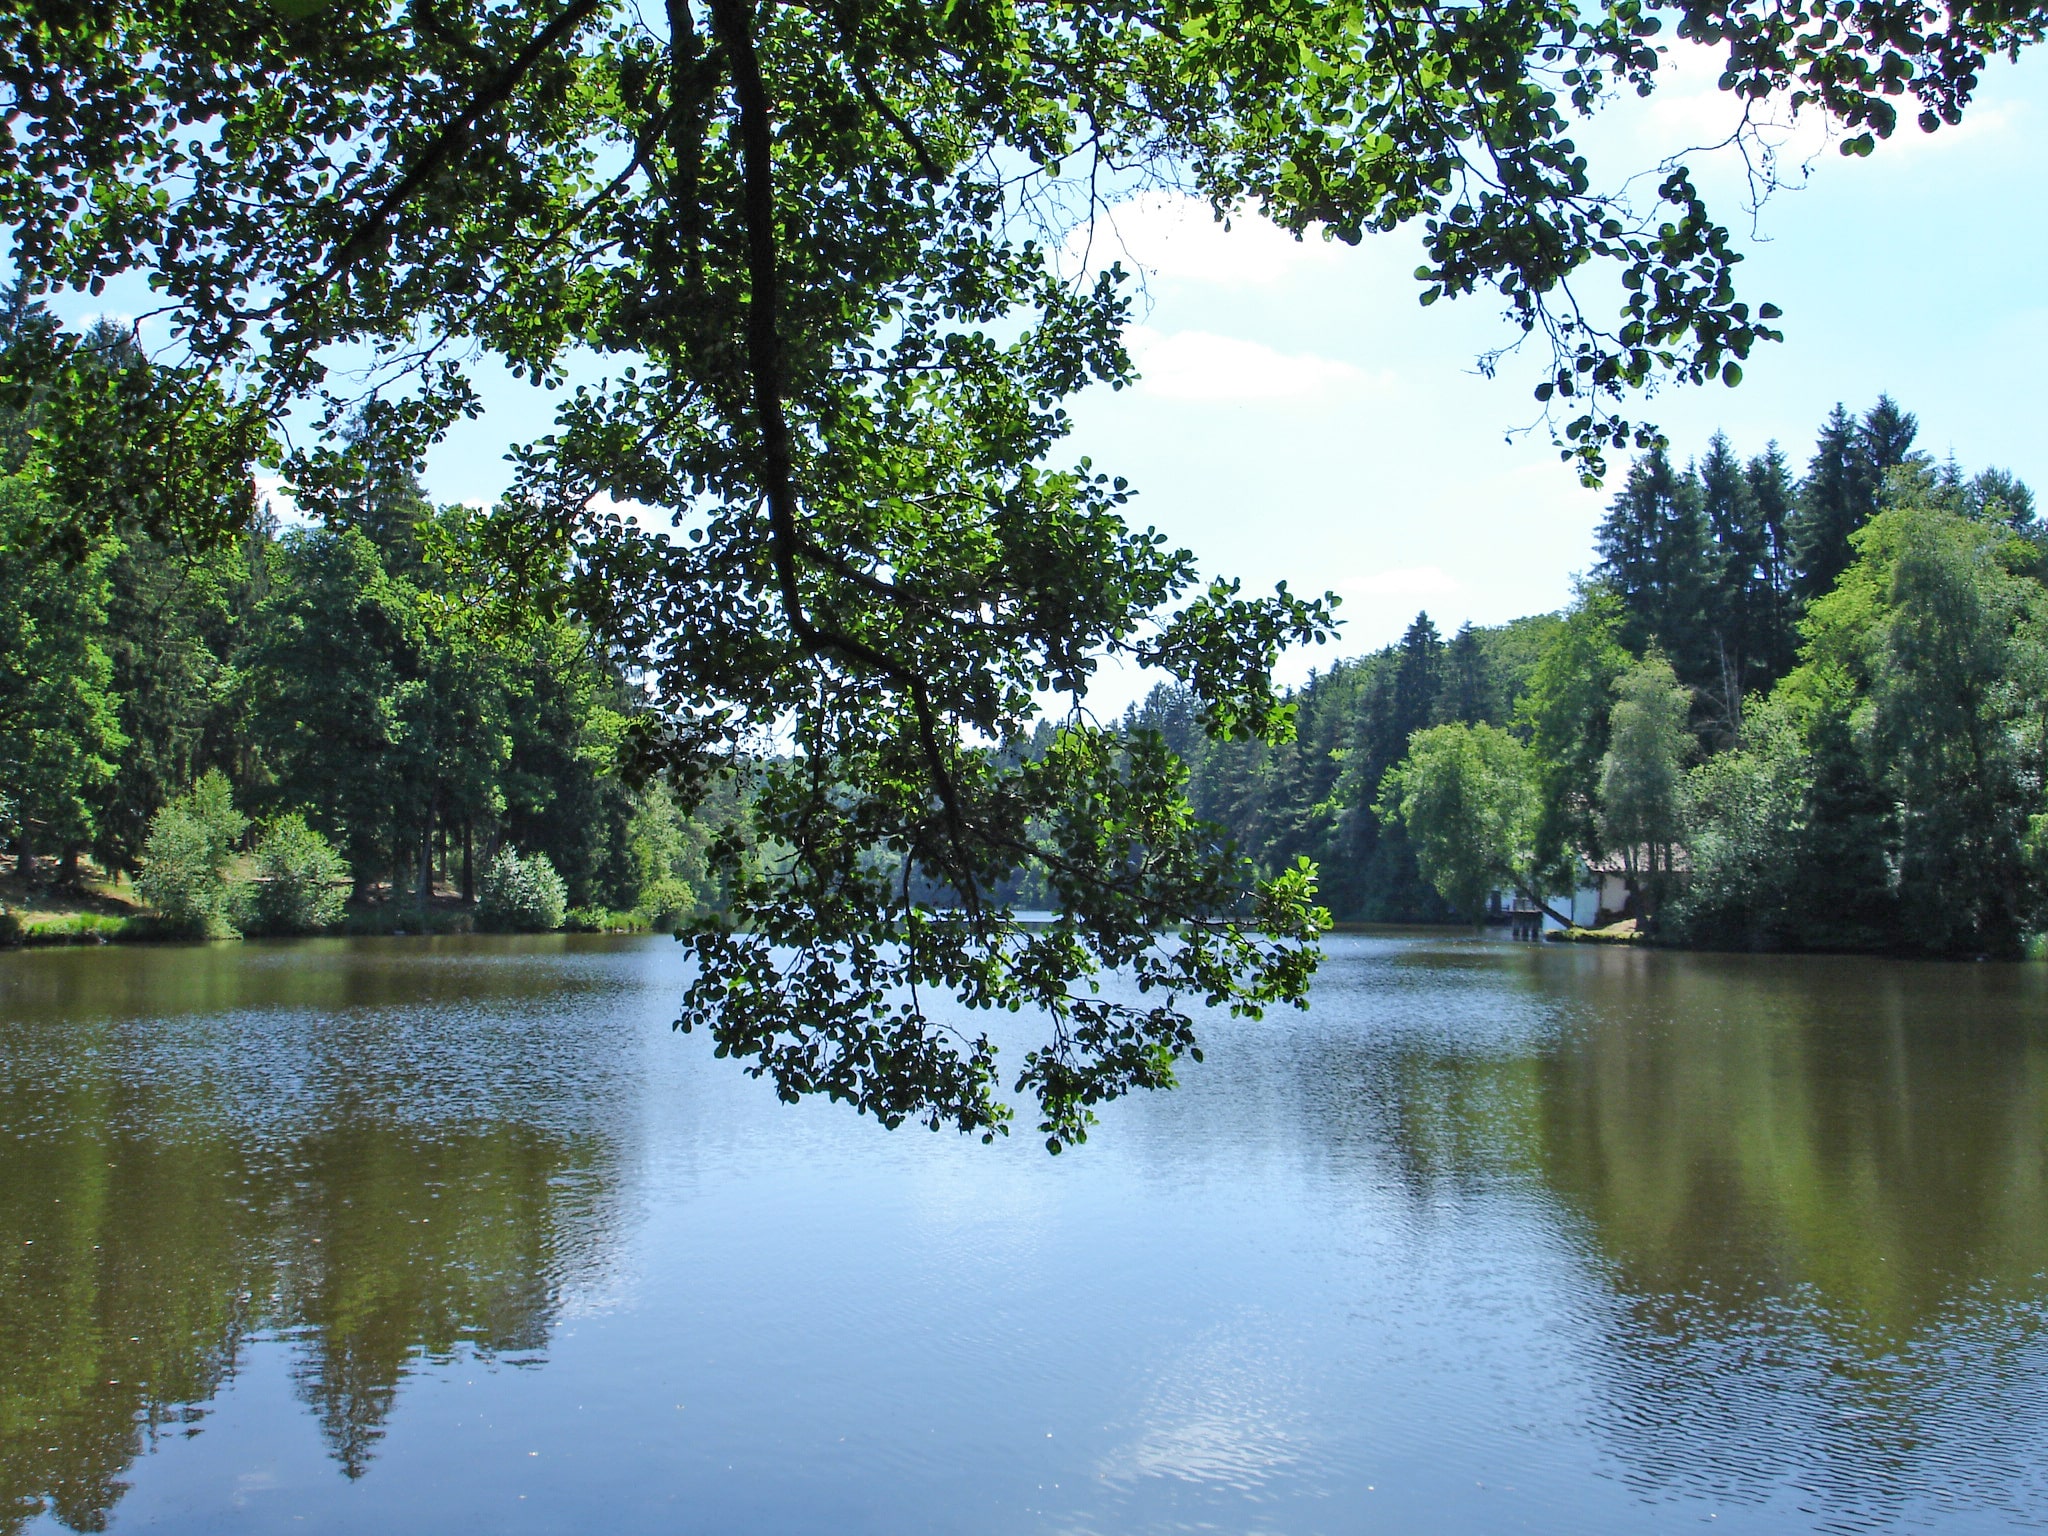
[8,368,2043,961]
[1124,395,2048,959]
[8,0,2043,1142]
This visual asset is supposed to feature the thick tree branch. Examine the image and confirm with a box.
[705,0,983,912]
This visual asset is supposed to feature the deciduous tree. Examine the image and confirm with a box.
[1376,722,1555,924]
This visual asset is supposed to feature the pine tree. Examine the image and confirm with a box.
[1965,468,2036,532]
[1793,397,1923,601]
[1743,443,1799,681]
[1856,395,1921,495]
[244,528,417,898]
[1594,445,1712,684]
[1346,614,1450,919]
[328,410,436,567]
[0,474,126,883]
[90,529,245,876]
[1435,621,1497,726]
[1791,404,1861,600]
[1696,432,1760,743]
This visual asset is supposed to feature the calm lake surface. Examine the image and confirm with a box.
[2,932,2046,1535]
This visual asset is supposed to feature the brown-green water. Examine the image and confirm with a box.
[1,933,2044,1533]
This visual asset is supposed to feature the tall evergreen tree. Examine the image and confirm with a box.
[1340,614,1450,920]
[1389,612,1444,738]
[1792,396,1922,601]
[245,528,419,899]
[1696,432,1760,742]
[0,474,125,883]
[1964,468,2037,533]
[1743,442,1799,680]
[1791,404,1862,601]
[1594,445,1712,685]
[89,529,247,876]
[1856,395,1921,490]
[1435,621,1498,727]
[326,410,436,568]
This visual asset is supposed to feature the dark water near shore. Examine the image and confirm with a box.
[2,932,2045,1534]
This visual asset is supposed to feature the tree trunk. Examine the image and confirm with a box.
[58,843,80,889]
[417,812,434,910]
[1513,878,1575,929]
[461,822,474,904]
[14,821,34,887]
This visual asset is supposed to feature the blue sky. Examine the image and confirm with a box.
[417,42,2048,707]
[1036,45,2048,700]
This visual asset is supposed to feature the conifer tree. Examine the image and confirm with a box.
[1436,622,1499,727]
[1857,395,1922,491]
[1792,404,1862,600]
[1696,432,1760,742]
[0,475,125,883]
[1595,445,1712,686]
[1743,442,1799,679]
[1793,396,1922,600]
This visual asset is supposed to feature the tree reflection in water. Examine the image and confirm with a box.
[3,936,2046,1535]
[0,940,629,1534]
[1364,944,2048,1524]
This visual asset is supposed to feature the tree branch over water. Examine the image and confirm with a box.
[1,0,2039,1141]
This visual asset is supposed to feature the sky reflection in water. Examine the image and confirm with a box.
[2,932,2045,1534]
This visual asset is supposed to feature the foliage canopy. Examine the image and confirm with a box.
[1376,722,1543,923]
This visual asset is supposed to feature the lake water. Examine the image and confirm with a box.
[2,932,2045,1534]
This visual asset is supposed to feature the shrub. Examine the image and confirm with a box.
[137,807,230,934]
[248,814,349,934]
[135,771,248,937]
[477,847,567,932]
[635,876,696,932]
[563,906,649,933]
[0,908,22,947]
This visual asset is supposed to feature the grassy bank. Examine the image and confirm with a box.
[0,869,155,946]
[1546,919,1647,945]
[2,865,677,948]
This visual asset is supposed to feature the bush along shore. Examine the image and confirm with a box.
[1,773,701,947]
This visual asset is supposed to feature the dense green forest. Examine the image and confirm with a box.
[0,302,721,937]
[7,327,2045,962]
[1124,396,2047,957]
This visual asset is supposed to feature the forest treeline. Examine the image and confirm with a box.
[6,286,2044,958]
[1124,396,2048,957]
[1,303,723,935]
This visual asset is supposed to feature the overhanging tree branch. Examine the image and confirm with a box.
[705,0,983,912]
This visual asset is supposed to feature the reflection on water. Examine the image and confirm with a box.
[1,933,2044,1534]
[0,940,630,1532]
[1354,944,2048,1528]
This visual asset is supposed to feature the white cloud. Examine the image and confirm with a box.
[1338,565,1465,598]
[1125,325,1387,403]
[254,473,310,528]
[1062,190,1343,288]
